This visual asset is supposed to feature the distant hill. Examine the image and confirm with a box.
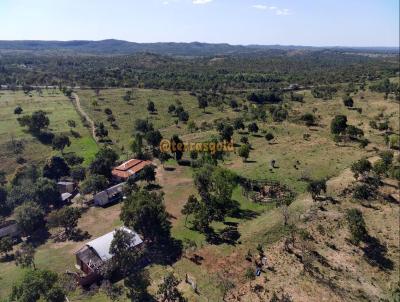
[0,39,398,56]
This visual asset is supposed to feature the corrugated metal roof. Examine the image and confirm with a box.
[85,227,143,261]
[112,159,153,180]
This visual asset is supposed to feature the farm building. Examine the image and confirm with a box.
[0,220,21,239]
[93,182,125,206]
[74,227,143,285]
[57,181,74,194]
[111,159,153,182]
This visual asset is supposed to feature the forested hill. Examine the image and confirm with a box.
[0,39,398,56]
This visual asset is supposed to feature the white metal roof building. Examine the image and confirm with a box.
[83,226,143,261]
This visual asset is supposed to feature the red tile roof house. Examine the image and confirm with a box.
[111,159,154,182]
[74,227,143,286]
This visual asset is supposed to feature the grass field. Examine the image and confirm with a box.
[0,87,398,301]
[0,90,98,177]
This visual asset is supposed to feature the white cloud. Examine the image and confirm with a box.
[252,4,268,10]
[192,0,213,4]
[252,4,292,15]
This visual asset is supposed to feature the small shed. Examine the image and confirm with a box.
[0,220,21,239]
[58,181,75,194]
[94,183,125,207]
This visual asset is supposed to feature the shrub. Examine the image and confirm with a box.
[346,208,368,245]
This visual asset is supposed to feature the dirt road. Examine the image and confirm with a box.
[71,92,98,143]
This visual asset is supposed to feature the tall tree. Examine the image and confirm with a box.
[15,202,45,237]
[157,273,185,302]
[15,242,36,269]
[52,134,71,154]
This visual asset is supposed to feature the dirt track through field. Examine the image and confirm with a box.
[71,92,98,143]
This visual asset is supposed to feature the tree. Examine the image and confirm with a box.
[0,236,13,259]
[353,184,375,200]
[265,132,274,142]
[178,110,189,122]
[121,189,171,244]
[330,115,348,135]
[346,208,368,245]
[233,118,245,131]
[89,148,119,178]
[52,134,70,154]
[238,144,250,162]
[300,113,316,126]
[198,96,208,112]
[230,99,239,110]
[379,150,394,166]
[137,164,156,184]
[171,135,184,160]
[10,269,63,302]
[15,202,45,237]
[343,96,354,107]
[14,106,23,115]
[17,110,50,133]
[34,177,62,209]
[145,130,163,151]
[181,195,201,226]
[219,124,234,142]
[248,122,259,134]
[134,119,154,134]
[240,136,249,145]
[81,174,108,194]
[187,121,197,133]
[70,166,86,181]
[47,207,81,239]
[147,101,156,114]
[157,273,185,302]
[43,156,70,180]
[346,125,364,139]
[108,228,140,276]
[0,186,8,216]
[168,104,176,115]
[131,134,144,158]
[125,270,151,302]
[95,122,108,139]
[15,242,36,269]
[104,108,113,115]
[351,158,372,179]
[306,179,327,201]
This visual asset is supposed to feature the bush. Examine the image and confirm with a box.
[346,208,368,245]
[352,184,375,200]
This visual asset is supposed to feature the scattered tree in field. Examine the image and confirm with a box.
[15,202,45,236]
[17,110,50,133]
[10,269,64,302]
[168,104,176,115]
[157,273,185,302]
[307,179,327,201]
[52,134,71,153]
[233,118,245,131]
[248,122,259,134]
[137,164,156,184]
[178,110,189,122]
[187,120,197,133]
[89,148,119,178]
[346,208,368,245]
[95,122,108,139]
[230,99,239,110]
[181,195,201,226]
[43,156,70,180]
[131,134,144,159]
[0,236,13,259]
[121,189,171,244]
[81,174,108,194]
[343,95,354,107]
[379,150,394,166]
[48,207,82,239]
[145,130,163,151]
[218,124,234,142]
[67,119,76,128]
[147,100,156,114]
[351,158,372,179]
[104,108,113,115]
[15,242,36,269]
[240,136,249,145]
[198,96,208,112]
[265,132,274,142]
[300,113,316,126]
[134,119,154,135]
[171,135,184,160]
[353,184,376,200]
[14,106,23,115]
[330,115,348,135]
[238,144,250,162]
[346,125,364,139]
[125,270,151,302]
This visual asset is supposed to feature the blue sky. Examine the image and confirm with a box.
[0,0,398,46]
